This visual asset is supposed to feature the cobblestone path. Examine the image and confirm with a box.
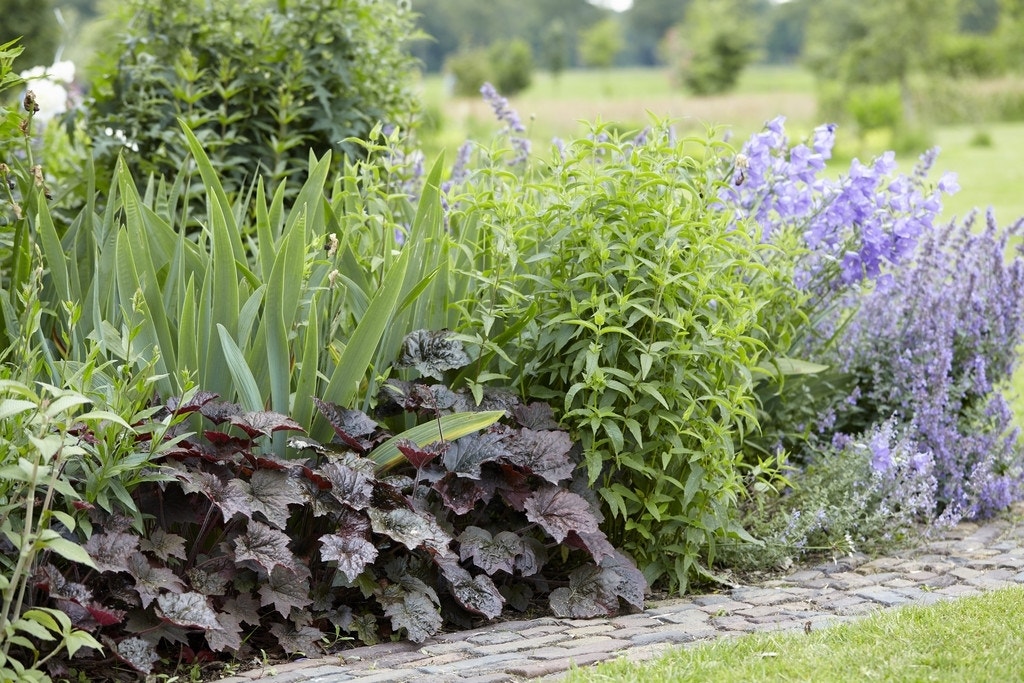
[215,504,1024,683]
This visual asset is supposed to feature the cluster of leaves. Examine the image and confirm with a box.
[30,342,643,679]
[82,0,420,198]
[438,118,806,593]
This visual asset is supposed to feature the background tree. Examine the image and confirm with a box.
[1,0,60,69]
[83,0,419,196]
[542,19,568,84]
[669,0,760,96]
[489,38,534,96]
[623,0,691,66]
[577,17,624,70]
[805,0,958,126]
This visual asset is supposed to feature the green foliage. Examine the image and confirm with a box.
[82,0,419,198]
[9,120,454,456]
[935,33,1008,78]
[447,122,803,592]
[670,0,759,96]
[488,39,534,97]
[846,82,904,133]
[578,18,624,70]
[0,277,174,681]
[446,48,492,97]
[0,0,59,70]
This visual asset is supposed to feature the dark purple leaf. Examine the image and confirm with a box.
[127,552,186,608]
[512,402,559,430]
[367,508,451,555]
[442,431,511,479]
[202,430,248,447]
[397,329,471,380]
[496,464,533,511]
[85,603,125,626]
[176,469,251,522]
[114,636,160,674]
[206,610,243,653]
[299,465,333,491]
[396,438,447,469]
[434,556,504,619]
[123,610,190,646]
[383,591,443,643]
[500,583,533,612]
[506,428,575,484]
[223,593,262,627]
[167,391,219,416]
[155,592,222,630]
[234,520,297,574]
[523,485,600,543]
[139,529,186,563]
[259,565,312,617]
[433,473,490,515]
[476,387,521,414]
[187,568,228,596]
[514,537,548,577]
[319,532,378,583]
[229,469,300,530]
[321,461,374,510]
[457,527,522,576]
[35,564,91,603]
[199,401,242,424]
[371,478,413,511]
[597,551,647,610]
[270,622,323,656]
[549,565,619,618]
[230,410,304,439]
[83,531,139,573]
[313,398,378,451]
[566,530,617,565]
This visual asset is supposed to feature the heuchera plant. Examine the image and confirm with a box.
[31,333,644,679]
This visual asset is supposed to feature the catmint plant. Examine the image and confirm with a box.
[831,211,1024,522]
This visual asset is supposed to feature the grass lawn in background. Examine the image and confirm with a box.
[563,586,1024,683]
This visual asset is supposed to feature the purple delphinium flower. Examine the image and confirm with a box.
[719,117,957,299]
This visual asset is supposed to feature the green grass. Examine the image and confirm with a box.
[564,587,1024,682]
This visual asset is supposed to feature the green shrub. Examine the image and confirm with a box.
[846,82,903,133]
[82,0,419,198]
[488,38,533,96]
[447,123,803,591]
[935,33,1007,79]
[446,47,493,98]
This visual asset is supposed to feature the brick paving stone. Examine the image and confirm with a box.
[528,637,631,661]
[693,599,752,615]
[466,631,522,646]
[690,593,744,607]
[628,625,720,647]
[505,652,616,679]
[472,633,567,655]
[710,615,759,632]
[489,618,558,632]
[459,675,516,683]
[608,614,663,628]
[935,584,983,598]
[949,566,985,581]
[854,586,914,607]
[564,623,618,637]
[345,669,419,682]
[882,578,918,589]
[419,653,532,675]
[656,610,712,626]
[819,571,876,589]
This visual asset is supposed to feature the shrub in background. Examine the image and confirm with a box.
[82,0,419,197]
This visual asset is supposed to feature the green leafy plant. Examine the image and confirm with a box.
[27,336,641,680]
[444,121,803,592]
[82,0,420,198]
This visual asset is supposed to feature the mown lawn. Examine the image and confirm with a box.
[563,586,1024,683]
